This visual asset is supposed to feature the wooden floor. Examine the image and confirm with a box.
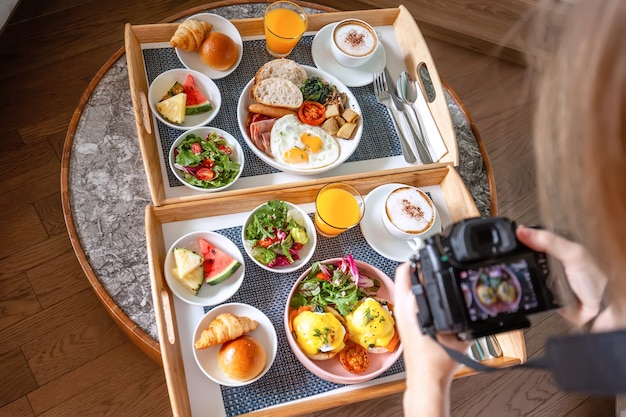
[0,0,615,416]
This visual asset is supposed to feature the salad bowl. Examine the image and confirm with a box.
[169,127,244,192]
[241,200,317,274]
[284,256,402,384]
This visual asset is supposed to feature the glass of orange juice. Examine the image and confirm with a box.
[314,183,364,238]
[263,1,308,58]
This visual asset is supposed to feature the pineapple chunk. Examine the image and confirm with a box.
[171,266,204,295]
[156,92,186,124]
[173,247,203,278]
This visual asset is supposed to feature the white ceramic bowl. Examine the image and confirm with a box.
[149,68,221,130]
[241,201,317,274]
[193,303,277,386]
[237,65,363,175]
[169,126,244,192]
[284,258,403,384]
[175,13,243,79]
[164,231,245,306]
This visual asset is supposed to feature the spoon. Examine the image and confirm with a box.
[397,71,433,164]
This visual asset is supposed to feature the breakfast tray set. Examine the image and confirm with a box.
[125,6,526,416]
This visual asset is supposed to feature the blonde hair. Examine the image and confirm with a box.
[532,0,626,306]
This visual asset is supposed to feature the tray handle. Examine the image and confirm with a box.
[139,91,152,135]
[160,288,176,344]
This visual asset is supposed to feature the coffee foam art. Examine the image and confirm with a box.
[385,187,435,234]
[334,22,376,57]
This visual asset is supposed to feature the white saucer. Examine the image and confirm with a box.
[360,183,442,262]
[311,23,386,88]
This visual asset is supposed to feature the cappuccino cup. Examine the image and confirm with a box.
[330,19,378,68]
[382,186,437,249]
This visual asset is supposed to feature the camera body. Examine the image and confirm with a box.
[411,217,559,340]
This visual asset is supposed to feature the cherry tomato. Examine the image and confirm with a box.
[339,341,370,373]
[201,159,215,168]
[195,167,214,181]
[190,142,202,155]
[218,145,232,155]
[298,101,326,126]
[258,237,278,248]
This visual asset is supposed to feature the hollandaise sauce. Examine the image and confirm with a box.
[293,311,346,356]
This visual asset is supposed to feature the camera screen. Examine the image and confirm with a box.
[458,258,540,323]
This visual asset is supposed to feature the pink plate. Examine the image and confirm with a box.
[284,258,403,384]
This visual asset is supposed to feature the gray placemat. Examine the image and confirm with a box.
[203,219,404,417]
[143,35,401,188]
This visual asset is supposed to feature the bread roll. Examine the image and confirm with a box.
[251,78,303,110]
[254,58,308,87]
[199,32,238,71]
[218,335,267,381]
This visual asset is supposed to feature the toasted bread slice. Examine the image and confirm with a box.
[251,77,303,110]
[254,58,308,87]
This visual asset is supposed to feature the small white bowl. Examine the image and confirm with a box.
[193,303,277,386]
[164,231,245,306]
[149,68,221,130]
[241,201,317,274]
[169,127,244,192]
[175,13,243,79]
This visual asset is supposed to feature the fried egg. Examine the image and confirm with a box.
[270,114,340,169]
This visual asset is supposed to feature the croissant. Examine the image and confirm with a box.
[194,313,259,349]
[170,19,213,52]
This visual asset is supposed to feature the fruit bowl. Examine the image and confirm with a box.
[284,257,403,384]
[148,68,221,130]
[241,200,317,274]
[169,126,244,192]
[164,231,245,306]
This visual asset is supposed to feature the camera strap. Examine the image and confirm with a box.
[432,329,626,395]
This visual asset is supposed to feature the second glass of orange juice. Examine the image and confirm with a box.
[314,183,364,238]
[263,1,308,58]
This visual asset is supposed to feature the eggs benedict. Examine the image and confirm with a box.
[291,307,347,360]
[345,298,398,353]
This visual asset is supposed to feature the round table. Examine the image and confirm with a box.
[61,0,495,362]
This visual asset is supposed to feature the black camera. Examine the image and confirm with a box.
[410,217,559,340]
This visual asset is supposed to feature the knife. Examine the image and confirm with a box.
[385,67,432,164]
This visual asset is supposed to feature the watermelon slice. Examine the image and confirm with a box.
[184,74,213,115]
[198,238,241,285]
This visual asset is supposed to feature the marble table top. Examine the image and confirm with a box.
[66,3,492,344]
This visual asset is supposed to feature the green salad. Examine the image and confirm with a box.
[173,132,240,188]
[244,200,309,268]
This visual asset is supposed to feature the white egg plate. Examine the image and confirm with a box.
[236,65,363,176]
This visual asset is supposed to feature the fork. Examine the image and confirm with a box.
[373,71,417,164]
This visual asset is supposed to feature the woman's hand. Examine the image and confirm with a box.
[394,262,470,416]
[516,225,607,327]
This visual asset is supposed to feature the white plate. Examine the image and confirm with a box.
[148,68,221,130]
[360,183,442,262]
[311,23,386,88]
[175,13,243,80]
[237,65,363,175]
[169,127,245,192]
[193,303,277,386]
[164,231,245,306]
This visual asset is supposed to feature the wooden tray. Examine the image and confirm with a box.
[125,7,459,207]
[145,166,525,417]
